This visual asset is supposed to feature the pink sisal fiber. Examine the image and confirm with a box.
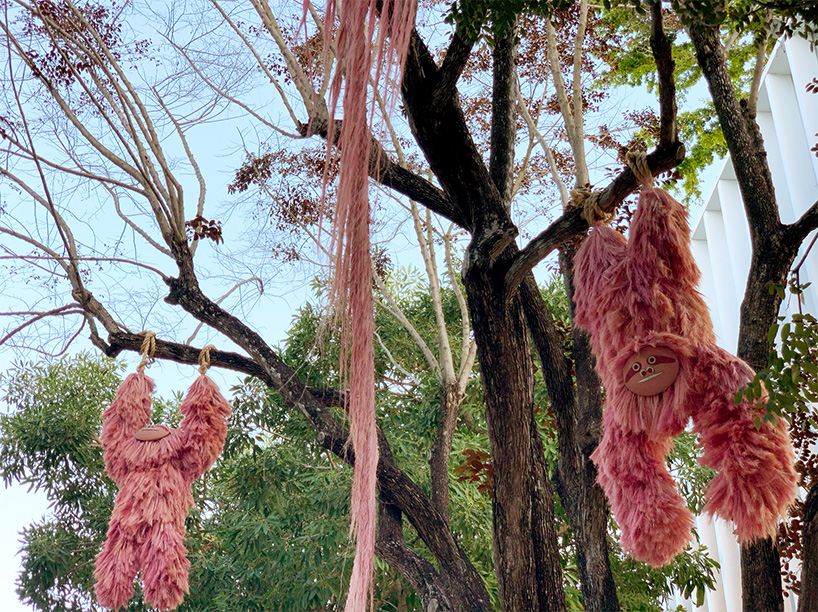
[573,181,797,567]
[94,372,231,610]
[317,1,416,610]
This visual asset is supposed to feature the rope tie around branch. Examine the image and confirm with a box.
[198,344,215,374]
[136,331,156,372]
[573,187,613,226]
[626,151,655,188]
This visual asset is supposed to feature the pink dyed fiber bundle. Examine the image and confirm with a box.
[320,1,416,610]
[94,371,231,610]
[573,180,797,567]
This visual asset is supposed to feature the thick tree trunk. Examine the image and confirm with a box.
[520,275,620,612]
[464,251,565,611]
[403,28,567,611]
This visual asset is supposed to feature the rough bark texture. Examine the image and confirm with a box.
[798,483,818,612]
[403,26,567,610]
[520,275,620,612]
[429,382,464,523]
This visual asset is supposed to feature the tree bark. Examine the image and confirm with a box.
[798,483,818,612]
[463,250,565,611]
[429,382,464,523]
[520,274,620,612]
[403,27,566,611]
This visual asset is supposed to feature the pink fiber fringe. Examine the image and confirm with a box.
[573,185,797,567]
[318,1,416,610]
[95,373,230,610]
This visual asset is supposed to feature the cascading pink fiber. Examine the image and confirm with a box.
[572,172,797,567]
[94,371,231,610]
[315,1,416,610]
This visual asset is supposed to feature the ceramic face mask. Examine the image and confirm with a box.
[622,347,680,396]
[134,424,171,441]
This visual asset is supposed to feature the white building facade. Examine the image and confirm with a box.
[673,35,818,612]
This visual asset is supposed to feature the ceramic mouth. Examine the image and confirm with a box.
[638,371,664,383]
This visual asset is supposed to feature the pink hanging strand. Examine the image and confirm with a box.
[317,1,416,610]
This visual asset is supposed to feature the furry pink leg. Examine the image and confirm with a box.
[139,520,190,611]
[591,421,694,566]
[691,348,797,541]
[94,522,140,610]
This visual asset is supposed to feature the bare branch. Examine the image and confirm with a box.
[186,277,264,344]
[0,254,168,279]
[545,18,587,186]
[372,267,440,377]
[570,0,589,183]
[443,230,472,382]
[515,85,570,207]
[169,39,302,139]
[207,0,302,128]
[0,304,84,347]
[410,202,455,382]
[787,199,818,247]
[505,142,686,295]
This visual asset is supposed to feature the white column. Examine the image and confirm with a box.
[712,518,742,612]
[703,209,741,352]
[696,515,726,612]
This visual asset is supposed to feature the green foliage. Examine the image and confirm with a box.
[596,5,760,202]
[0,275,731,611]
[1,354,123,611]
[667,432,716,513]
[610,536,720,611]
[737,279,818,427]
[446,0,575,43]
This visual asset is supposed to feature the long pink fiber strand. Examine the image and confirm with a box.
[316,1,416,610]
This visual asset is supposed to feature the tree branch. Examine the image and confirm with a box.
[505,142,685,295]
[650,0,677,145]
[490,21,518,205]
[436,30,474,100]
[786,198,818,246]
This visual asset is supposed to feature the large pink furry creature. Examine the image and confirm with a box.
[572,171,797,567]
[94,369,230,610]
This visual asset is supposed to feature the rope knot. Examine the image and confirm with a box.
[198,344,215,374]
[572,188,613,226]
[625,151,655,189]
[136,331,156,372]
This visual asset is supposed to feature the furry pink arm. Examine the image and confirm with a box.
[625,189,715,342]
[176,374,231,483]
[99,371,155,486]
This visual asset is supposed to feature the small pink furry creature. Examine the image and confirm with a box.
[94,369,230,610]
[572,174,797,567]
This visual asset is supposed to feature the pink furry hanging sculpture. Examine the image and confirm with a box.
[572,159,797,567]
[318,1,416,610]
[94,342,231,610]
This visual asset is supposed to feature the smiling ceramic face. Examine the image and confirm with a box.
[622,347,680,396]
[134,424,171,441]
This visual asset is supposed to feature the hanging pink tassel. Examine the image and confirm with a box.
[95,353,230,610]
[316,1,416,610]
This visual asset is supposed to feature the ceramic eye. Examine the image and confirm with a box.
[646,366,655,374]
[647,355,656,365]
[632,362,641,372]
